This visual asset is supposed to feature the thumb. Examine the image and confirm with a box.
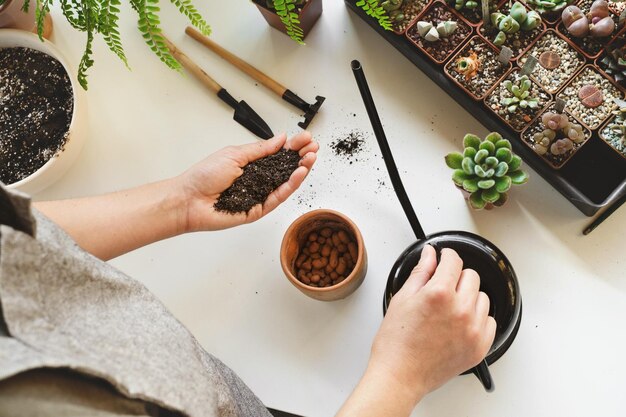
[401,245,438,295]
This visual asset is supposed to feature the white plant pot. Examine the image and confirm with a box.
[1,29,86,195]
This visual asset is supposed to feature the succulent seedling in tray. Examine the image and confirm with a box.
[600,100,626,159]
[598,31,626,87]
[406,2,473,63]
[481,1,543,58]
[524,0,575,23]
[558,65,622,129]
[518,30,585,93]
[445,36,511,99]
[521,104,591,168]
[559,0,619,58]
[449,0,497,24]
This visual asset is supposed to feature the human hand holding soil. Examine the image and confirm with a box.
[178,131,318,233]
[337,246,496,417]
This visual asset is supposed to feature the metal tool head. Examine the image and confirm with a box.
[299,95,326,129]
[233,100,274,140]
[282,90,326,130]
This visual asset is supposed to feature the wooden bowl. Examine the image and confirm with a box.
[280,209,367,301]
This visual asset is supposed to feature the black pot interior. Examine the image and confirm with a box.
[383,231,522,365]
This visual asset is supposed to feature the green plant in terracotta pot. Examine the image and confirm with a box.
[445,132,529,209]
[254,0,323,44]
[490,1,541,46]
[3,0,210,89]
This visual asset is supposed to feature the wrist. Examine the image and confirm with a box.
[364,359,426,410]
[154,176,191,238]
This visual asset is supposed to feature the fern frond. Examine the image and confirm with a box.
[273,0,305,44]
[60,0,86,30]
[130,0,181,71]
[169,0,210,36]
[77,0,98,89]
[21,0,30,13]
[34,0,49,40]
[98,0,129,68]
[356,0,392,31]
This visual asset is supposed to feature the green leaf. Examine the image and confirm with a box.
[508,155,522,171]
[482,187,500,203]
[469,191,487,209]
[463,134,481,150]
[495,175,512,193]
[484,168,495,178]
[493,192,508,207]
[509,170,529,185]
[474,149,489,164]
[462,157,476,175]
[452,169,472,186]
[478,179,496,189]
[463,178,480,193]
[496,147,512,163]
[485,132,502,144]
[495,161,509,177]
[479,140,496,155]
[485,156,499,167]
[445,152,464,169]
[474,164,487,178]
[495,139,512,150]
[463,147,477,159]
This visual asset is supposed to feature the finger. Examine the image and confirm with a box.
[475,291,491,321]
[238,133,287,165]
[401,244,438,294]
[430,248,463,289]
[285,131,313,151]
[261,165,310,215]
[298,151,317,170]
[481,316,497,354]
[456,269,480,307]
[297,140,320,157]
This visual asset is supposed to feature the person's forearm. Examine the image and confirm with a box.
[337,364,424,417]
[34,178,187,261]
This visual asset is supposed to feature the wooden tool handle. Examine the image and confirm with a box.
[162,35,222,94]
[185,26,287,97]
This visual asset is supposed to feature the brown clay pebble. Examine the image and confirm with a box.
[336,259,347,276]
[348,242,358,261]
[303,247,310,255]
[325,264,333,273]
[337,230,350,244]
[312,259,324,269]
[310,253,321,260]
[578,85,603,108]
[330,271,338,280]
[296,253,307,268]
[330,249,339,269]
[331,233,341,247]
[321,228,333,238]
[321,244,332,257]
[309,242,320,253]
[337,244,347,253]
[301,275,311,285]
[308,233,318,242]
[539,51,560,70]
[302,261,312,271]
[317,237,326,244]
[310,274,321,284]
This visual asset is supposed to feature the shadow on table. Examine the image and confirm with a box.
[268,408,304,417]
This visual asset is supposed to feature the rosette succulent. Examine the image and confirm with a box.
[491,2,541,45]
[445,132,529,209]
[501,75,540,113]
[600,42,626,86]
[532,112,585,156]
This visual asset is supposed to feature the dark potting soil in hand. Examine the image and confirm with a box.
[215,148,301,214]
[0,47,73,185]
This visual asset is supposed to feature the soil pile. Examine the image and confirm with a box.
[215,148,301,213]
[0,47,74,185]
[330,131,365,159]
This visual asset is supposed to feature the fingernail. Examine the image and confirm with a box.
[420,245,433,261]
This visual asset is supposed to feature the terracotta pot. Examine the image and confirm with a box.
[405,1,474,64]
[280,209,367,301]
[254,0,322,41]
[598,113,626,161]
[520,103,592,169]
[444,35,512,101]
[519,0,564,25]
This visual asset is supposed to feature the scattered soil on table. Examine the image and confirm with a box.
[519,31,584,94]
[0,47,73,185]
[406,3,472,63]
[446,37,509,99]
[215,149,301,214]
[558,67,620,129]
[330,130,366,161]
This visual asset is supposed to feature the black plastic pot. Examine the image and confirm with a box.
[383,231,523,376]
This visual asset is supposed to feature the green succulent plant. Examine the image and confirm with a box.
[356,0,393,30]
[501,75,540,113]
[445,132,529,209]
[452,0,478,11]
[525,0,572,14]
[491,2,541,45]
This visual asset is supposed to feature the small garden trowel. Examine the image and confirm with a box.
[163,36,274,140]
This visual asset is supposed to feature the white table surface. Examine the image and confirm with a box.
[35,1,626,416]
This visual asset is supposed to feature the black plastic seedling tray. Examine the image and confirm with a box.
[345,0,626,216]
